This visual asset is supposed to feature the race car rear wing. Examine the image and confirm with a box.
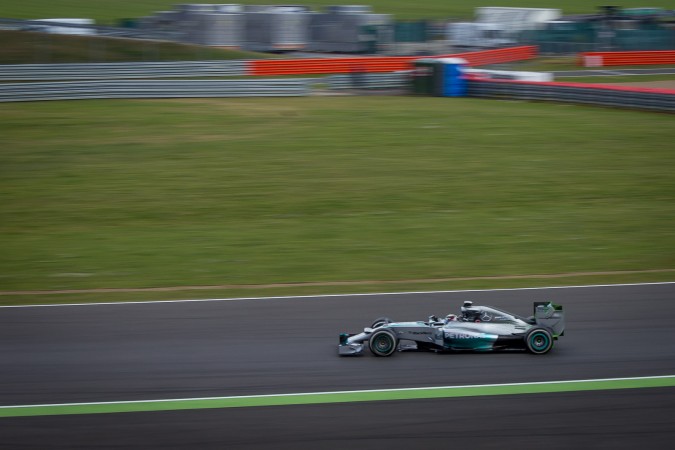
[534,302,565,337]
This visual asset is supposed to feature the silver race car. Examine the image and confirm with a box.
[339,301,565,356]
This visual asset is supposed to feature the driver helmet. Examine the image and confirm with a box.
[445,314,457,322]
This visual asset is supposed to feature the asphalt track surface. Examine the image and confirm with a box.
[1,283,674,449]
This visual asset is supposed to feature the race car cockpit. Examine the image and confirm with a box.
[460,301,482,322]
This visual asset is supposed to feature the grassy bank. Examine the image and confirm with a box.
[1,97,674,305]
[0,30,272,64]
[5,1,675,22]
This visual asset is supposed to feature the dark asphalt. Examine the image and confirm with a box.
[2,388,674,449]
[1,283,674,448]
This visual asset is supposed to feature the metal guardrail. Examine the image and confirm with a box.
[326,72,409,90]
[1,67,672,112]
[0,61,247,81]
[467,80,675,112]
[0,79,311,102]
[327,72,675,113]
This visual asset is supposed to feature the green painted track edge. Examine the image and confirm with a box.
[2,376,675,418]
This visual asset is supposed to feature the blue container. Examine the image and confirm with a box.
[440,57,467,97]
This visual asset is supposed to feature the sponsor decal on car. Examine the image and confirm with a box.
[445,331,488,339]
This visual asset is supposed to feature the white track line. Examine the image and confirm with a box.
[1,281,674,308]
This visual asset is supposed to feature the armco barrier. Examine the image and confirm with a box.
[467,79,675,112]
[326,72,409,90]
[580,50,675,67]
[248,46,537,75]
[0,60,247,81]
[0,79,311,102]
[324,68,552,90]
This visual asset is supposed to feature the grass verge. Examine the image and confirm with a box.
[2,376,674,417]
[1,270,673,308]
[1,97,674,305]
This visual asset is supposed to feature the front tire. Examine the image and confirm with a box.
[526,328,554,354]
[369,329,398,357]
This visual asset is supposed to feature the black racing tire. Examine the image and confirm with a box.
[369,329,398,357]
[371,317,393,329]
[526,328,554,355]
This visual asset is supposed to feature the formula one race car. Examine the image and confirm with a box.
[339,301,565,356]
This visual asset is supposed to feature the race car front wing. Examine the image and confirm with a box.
[338,332,367,355]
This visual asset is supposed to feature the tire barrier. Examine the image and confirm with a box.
[467,79,675,112]
[250,56,414,76]
[248,46,537,75]
[0,79,311,102]
[0,47,537,82]
[450,45,538,67]
[580,50,675,67]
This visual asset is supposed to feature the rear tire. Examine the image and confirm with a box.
[526,328,554,354]
[371,317,393,328]
[369,329,398,357]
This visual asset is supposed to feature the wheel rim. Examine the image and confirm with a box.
[374,335,393,353]
[530,332,550,351]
